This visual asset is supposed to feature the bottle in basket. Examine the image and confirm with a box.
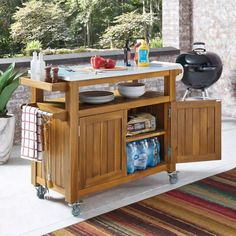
[135,140,148,170]
[126,143,135,174]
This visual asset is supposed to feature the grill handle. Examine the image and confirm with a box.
[184,64,216,72]
[198,66,216,71]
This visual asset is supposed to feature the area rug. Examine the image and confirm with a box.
[48,168,236,236]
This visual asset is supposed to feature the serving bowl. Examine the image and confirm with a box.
[118,82,145,98]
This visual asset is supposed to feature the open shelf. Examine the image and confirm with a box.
[126,163,167,179]
[79,91,170,117]
[126,129,166,142]
[20,77,68,92]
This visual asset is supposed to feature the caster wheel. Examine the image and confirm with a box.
[36,185,47,199]
[72,203,81,216]
[168,172,178,184]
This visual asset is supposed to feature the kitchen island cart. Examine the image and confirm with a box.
[20,63,221,216]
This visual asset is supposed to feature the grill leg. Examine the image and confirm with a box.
[202,90,206,100]
[182,88,190,101]
[205,88,209,98]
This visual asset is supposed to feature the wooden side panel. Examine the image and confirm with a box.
[171,100,221,163]
[80,110,126,189]
[36,119,67,190]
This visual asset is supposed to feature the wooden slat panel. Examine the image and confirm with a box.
[107,120,115,173]
[177,109,185,157]
[114,119,121,170]
[200,108,208,155]
[35,119,67,190]
[172,100,221,164]
[93,122,101,177]
[101,121,108,175]
[185,108,193,155]
[79,111,126,188]
[207,107,215,153]
[192,108,200,155]
[85,124,93,179]
[50,120,54,186]
[215,103,221,159]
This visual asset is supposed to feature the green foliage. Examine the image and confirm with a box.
[24,40,42,56]
[11,0,70,48]
[42,47,87,55]
[0,0,163,56]
[0,63,23,117]
[100,11,153,48]
[150,37,163,48]
[0,0,24,57]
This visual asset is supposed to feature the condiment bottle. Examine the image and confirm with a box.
[124,40,131,66]
[138,40,150,67]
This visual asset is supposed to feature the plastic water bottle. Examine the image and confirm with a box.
[135,140,148,170]
[126,143,135,174]
[154,137,161,164]
[148,138,156,167]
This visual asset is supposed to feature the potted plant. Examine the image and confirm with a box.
[0,63,22,164]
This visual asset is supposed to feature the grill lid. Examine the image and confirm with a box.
[176,42,223,89]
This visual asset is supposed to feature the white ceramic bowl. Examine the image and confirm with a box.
[118,82,145,98]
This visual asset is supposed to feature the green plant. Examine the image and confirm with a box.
[150,37,163,48]
[24,40,42,56]
[0,63,23,117]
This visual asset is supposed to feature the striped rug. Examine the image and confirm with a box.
[48,168,236,236]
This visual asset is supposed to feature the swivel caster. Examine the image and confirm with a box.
[168,171,178,184]
[71,202,81,217]
[36,185,47,199]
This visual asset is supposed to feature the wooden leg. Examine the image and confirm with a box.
[64,83,79,204]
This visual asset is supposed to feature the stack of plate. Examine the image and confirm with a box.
[80,91,114,104]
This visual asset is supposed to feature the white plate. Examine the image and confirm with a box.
[80,91,114,104]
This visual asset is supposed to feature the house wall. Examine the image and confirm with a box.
[163,0,236,116]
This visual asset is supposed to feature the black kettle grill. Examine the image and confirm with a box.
[176,42,223,100]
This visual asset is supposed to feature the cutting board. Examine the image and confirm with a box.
[75,66,128,72]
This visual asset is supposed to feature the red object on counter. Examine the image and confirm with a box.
[104,58,116,69]
[90,56,116,69]
[90,56,106,69]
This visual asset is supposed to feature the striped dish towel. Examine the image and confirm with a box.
[21,105,50,162]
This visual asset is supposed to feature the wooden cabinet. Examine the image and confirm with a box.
[79,111,127,188]
[171,100,221,164]
[20,65,221,212]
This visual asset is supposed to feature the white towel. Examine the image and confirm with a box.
[21,105,51,162]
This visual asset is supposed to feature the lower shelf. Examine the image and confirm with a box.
[77,163,169,198]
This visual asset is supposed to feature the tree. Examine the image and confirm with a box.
[0,0,25,56]
[100,11,153,48]
[11,0,70,48]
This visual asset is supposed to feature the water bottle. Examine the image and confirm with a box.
[154,137,161,164]
[148,138,156,167]
[126,143,135,174]
[135,140,148,170]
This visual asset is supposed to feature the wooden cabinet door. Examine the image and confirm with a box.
[79,110,127,189]
[171,100,221,163]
